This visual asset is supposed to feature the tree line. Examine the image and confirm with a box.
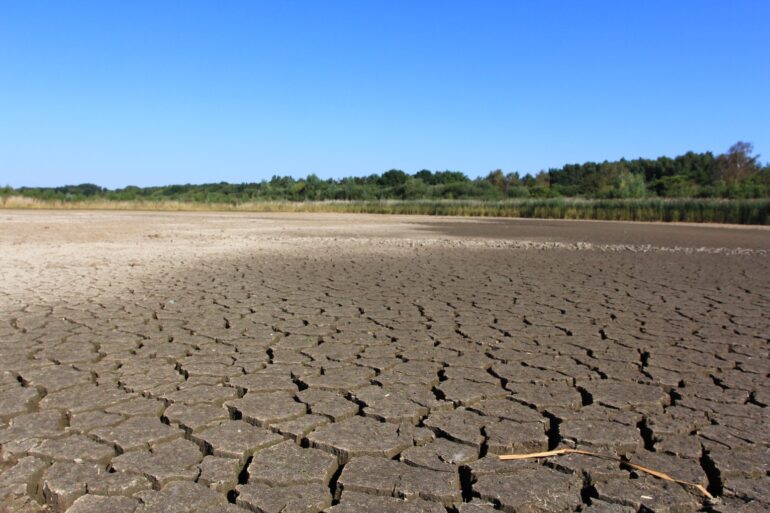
[3,142,768,203]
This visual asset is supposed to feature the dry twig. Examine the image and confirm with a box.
[499,448,714,500]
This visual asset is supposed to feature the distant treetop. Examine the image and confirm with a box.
[5,143,768,202]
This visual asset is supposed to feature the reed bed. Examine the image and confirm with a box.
[2,196,768,224]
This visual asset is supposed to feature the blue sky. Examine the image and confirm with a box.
[1,0,768,188]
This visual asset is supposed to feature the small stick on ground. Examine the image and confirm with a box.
[499,447,714,500]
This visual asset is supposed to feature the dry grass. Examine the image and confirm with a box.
[2,195,768,224]
[0,196,320,212]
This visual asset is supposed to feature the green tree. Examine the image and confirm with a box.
[379,169,408,187]
[656,175,699,197]
[613,171,647,198]
[433,171,469,184]
[413,170,434,184]
[400,178,428,199]
[485,169,506,192]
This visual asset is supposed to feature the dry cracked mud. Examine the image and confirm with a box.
[1,211,769,512]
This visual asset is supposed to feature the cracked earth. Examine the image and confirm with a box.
[0,211,768,512]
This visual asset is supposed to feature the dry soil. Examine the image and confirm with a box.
[0,211,768,512]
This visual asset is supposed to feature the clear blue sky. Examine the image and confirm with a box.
[2,0,768,188]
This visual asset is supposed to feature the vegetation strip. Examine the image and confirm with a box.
[5,142,768,223]
[3,197,770,225]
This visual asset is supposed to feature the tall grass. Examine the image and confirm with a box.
[2,196,768,224]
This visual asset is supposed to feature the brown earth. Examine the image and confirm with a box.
[1,210,768,512]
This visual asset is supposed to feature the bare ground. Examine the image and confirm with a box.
[1,211,768,512]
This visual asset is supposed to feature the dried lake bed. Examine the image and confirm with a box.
[1,211,768,512]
